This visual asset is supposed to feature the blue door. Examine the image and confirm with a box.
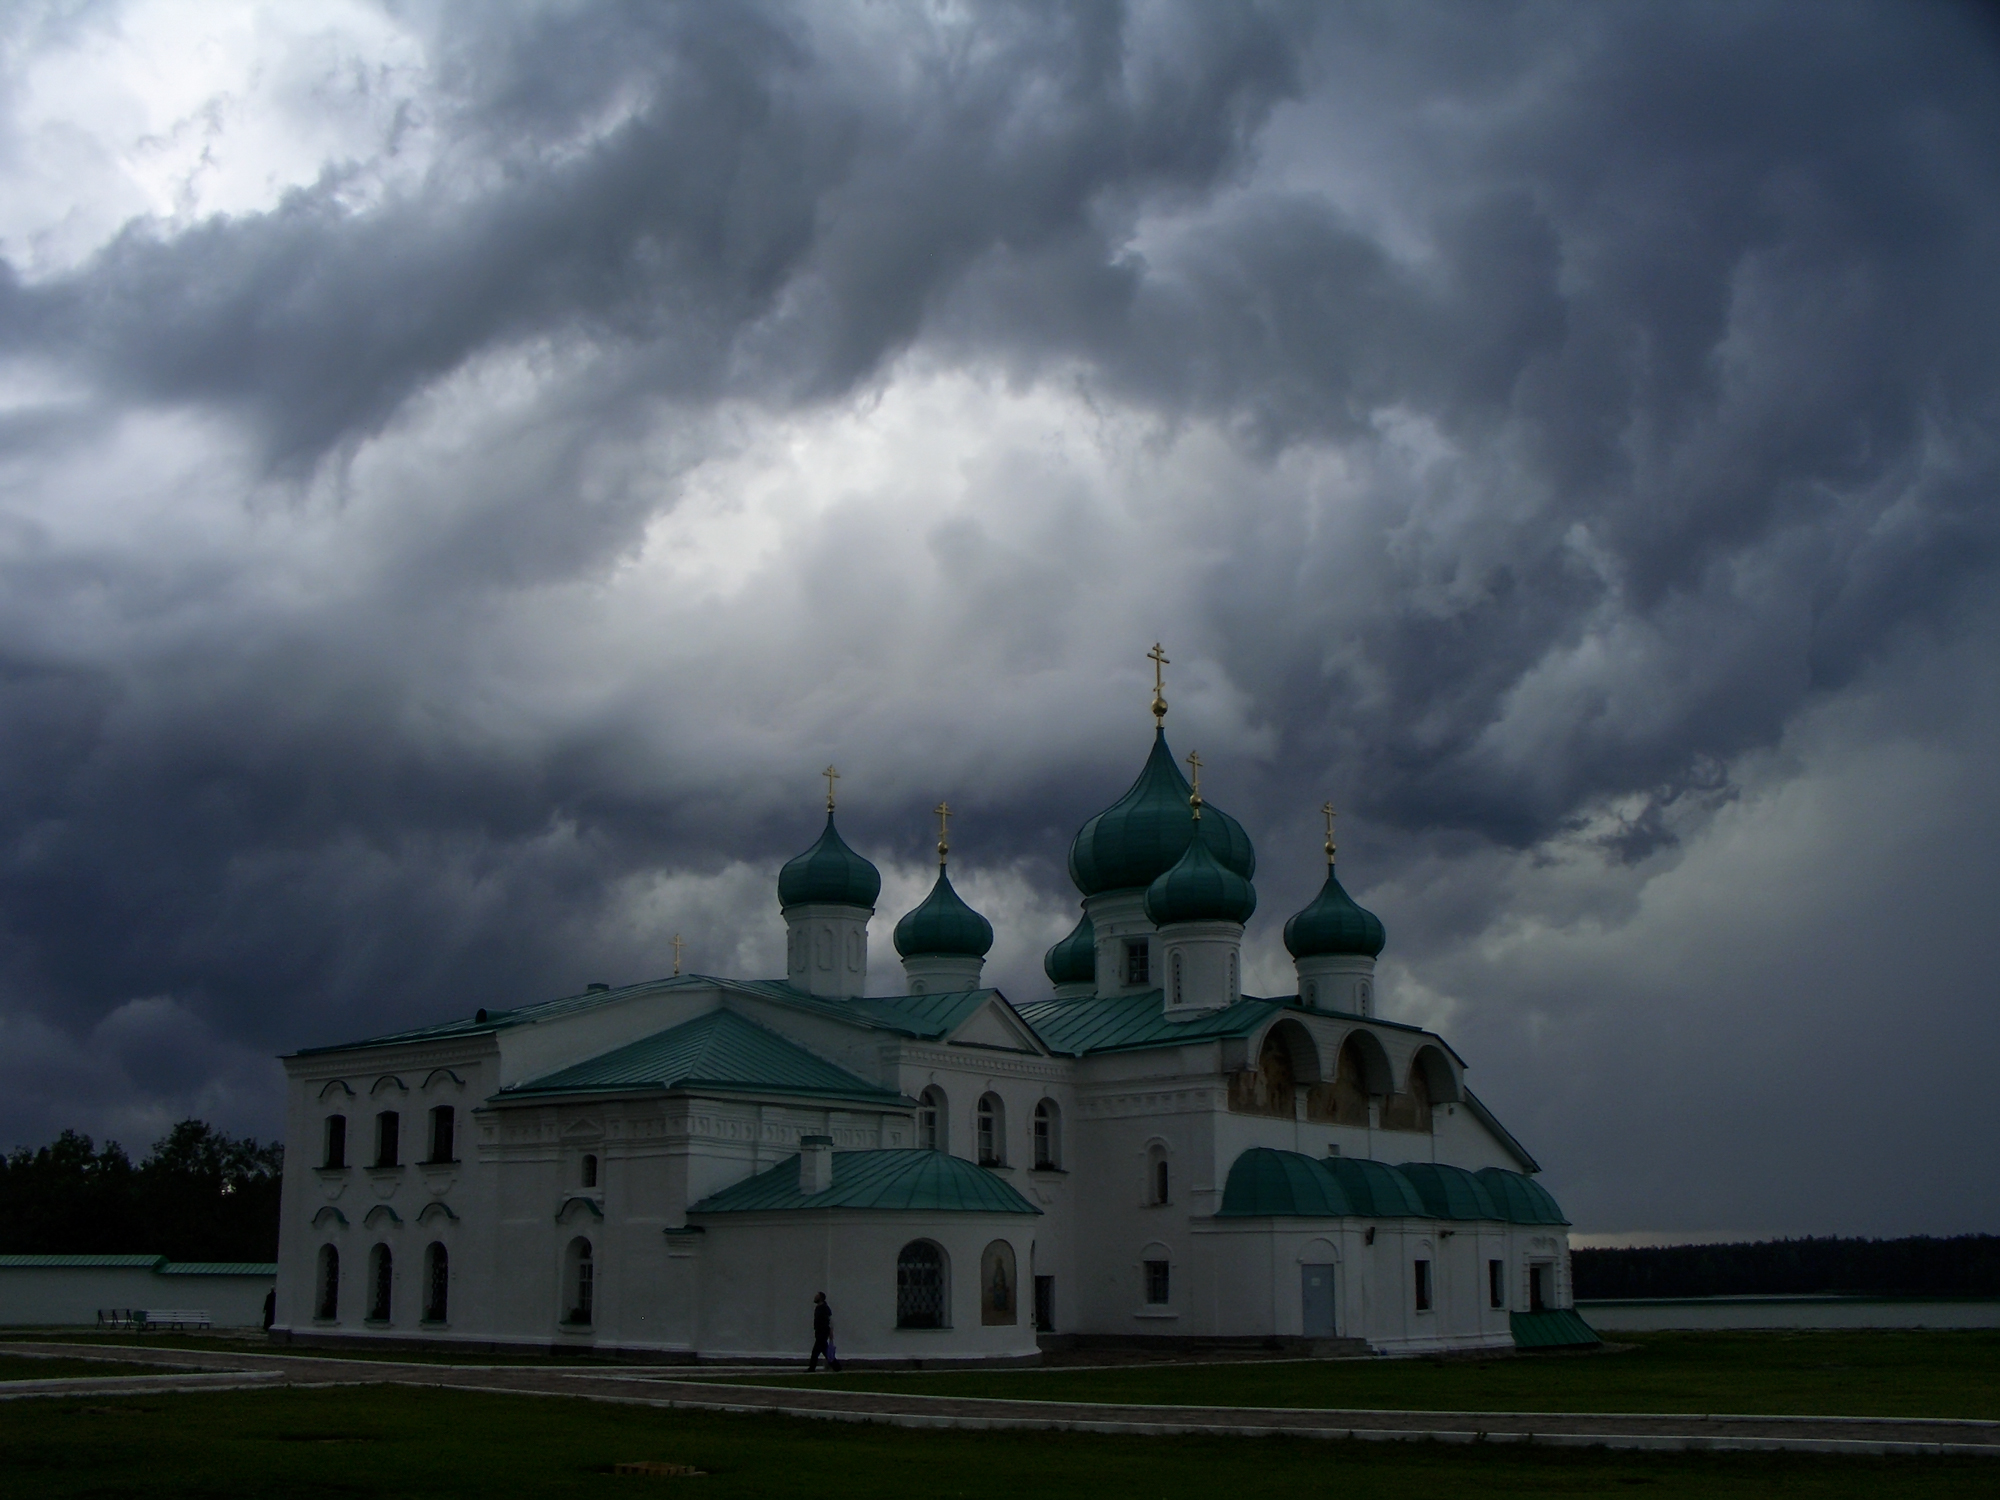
[1301,1263,1337,1336]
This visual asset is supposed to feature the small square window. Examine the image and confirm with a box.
[1124,940,1150,986]
[1144,1258,1170,1306]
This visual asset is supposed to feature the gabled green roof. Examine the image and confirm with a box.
[688,1148,1040,1215]
[1216,1148,1566,1224]
[716,978,1004,1041]
[496,1008,906,1105]
[293,973,703,1056]
[1012,990,1279,1056]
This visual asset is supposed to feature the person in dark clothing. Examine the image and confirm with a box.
[808,1291,841,1371]
[262,1288,276,1330]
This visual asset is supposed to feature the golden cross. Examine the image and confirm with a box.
[822,765,840,811]
[1322,801,1338,865]
[671,934,685,976]
[934,800,951,865]
[1147,642,1169,722]
[1186,750,1203,819]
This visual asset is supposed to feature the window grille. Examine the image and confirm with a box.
[897,1241,946,1328]
[1124,940,1149,986]
[1144,1259,1170,1305]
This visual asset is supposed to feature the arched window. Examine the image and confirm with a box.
[896,1240,947,1328]
[563,1238,594,1326]
[323,1114,347,1169]
[581,1154,599,1189]
[423,1242,449,1324]
[374,1110,400,1168]
[1146,1142,1170,1206]
[315,1245,340,1320]
[427,1105,455,1164]
[367,1244,393,1323]
[1032,1099,1060,1170]
[976,1093,1005,1166]
[980,1240,1017,1326]
[918,1087,945,1152]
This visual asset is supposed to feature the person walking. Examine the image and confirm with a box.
[808,1291,841,1372]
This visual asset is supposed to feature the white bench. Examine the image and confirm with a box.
[137,1309,212,1330]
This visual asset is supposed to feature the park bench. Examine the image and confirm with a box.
[136,1309,212,1330]
[95,1309,142,1329]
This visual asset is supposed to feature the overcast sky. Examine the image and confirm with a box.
[1,0,1995,1241]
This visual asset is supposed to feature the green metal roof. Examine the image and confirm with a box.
[1510,1308,1600,1349]
[1044,912,1096,985]
[778,812,882,909]
[496,1008,906,1105]
[1069,728,1255,896]
[1217,1148,1565,1224]
[893,866,994,958]
[1013,990,1278,1056]
[1476,1166,1569,1225]
[1283,864,1385,958]
[0,1254,166,1269]
[1145,824,1257,926]
[1395,1162,1501,1220]
[157,1262,278,1277]
[687,1148,1041,1215]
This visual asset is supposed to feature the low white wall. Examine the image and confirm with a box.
[1578,1296,2000,1331]
[0,1264,274,1328]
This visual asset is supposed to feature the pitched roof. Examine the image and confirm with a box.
[1011,990,1279,1056]
[688,1148,1040,1216]
[0,1254,165,1269]
[1216,1147,1568,1224]
[715,979,1002,1040]
[495,1008,906,1105]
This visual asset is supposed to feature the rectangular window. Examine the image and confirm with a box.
[428,1106,454,1164]
[1489,1259,1505,1309]
[322,1115,346,1169]
[374,1111,399,1168]
[1144,1259,1170,1306]
[1414,1258,1432,1312]
[1124,940,1150,986]
[1034,1275,1055,1332]
[1530,1263,1549,1312]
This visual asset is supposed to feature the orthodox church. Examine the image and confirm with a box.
[274,656,1593,1361]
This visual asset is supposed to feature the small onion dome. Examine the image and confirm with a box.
[778,813,882,909]
[1283,867,1385,958]
[1144,827,1258,926]
[1043,912,1096,985]
[893,867,994,958]
[1068,730,1255,896]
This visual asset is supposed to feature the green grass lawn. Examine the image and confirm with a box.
[727,1330,2000,1420]
[1,1331,627,1366]
[0,1353,187,1381]
[1,1384,1992,1500]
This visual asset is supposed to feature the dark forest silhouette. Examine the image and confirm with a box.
[1574,1237,2000,1300]
[0,1121,283,1263]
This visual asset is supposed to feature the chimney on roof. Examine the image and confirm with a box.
[586,982,611,992]
[799,1135,834,1195]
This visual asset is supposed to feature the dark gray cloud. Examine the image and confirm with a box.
[0,1,1994,1235]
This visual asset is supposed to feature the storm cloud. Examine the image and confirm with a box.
[0,0,1994,1237]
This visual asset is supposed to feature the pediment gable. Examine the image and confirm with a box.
[944,995,1045,1055]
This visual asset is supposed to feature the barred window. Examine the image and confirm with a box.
[1144,1258,1170,1306]
[897,1240,947,1328]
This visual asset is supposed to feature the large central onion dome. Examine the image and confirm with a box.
[1069,730,1255,896]
[1283,866,1385,958]
[893,868,994,958]
[778,813,882,909]
[1043,912,1096,985]
[1145,825,1258,926]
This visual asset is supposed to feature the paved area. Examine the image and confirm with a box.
[3,1341,1997,1458]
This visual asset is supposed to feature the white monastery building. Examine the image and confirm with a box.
[274,662,1594,1362]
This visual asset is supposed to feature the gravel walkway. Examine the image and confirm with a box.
[3,1341,1995,1458]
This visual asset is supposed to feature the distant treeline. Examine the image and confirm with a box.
[0,1122,283,1263]
[1573,1237,2000,1300]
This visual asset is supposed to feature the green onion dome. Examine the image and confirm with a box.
[893,867,994,958]
[1043,912,1096,985]
[1068,730,1255,896]
[777,813,882,909]
[1282,866,1385,958]
[1144,825,1258,926]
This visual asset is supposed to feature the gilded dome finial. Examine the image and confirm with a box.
[1147,642,1169,723]
[1186,750,1204,821]
[1322,801,1337,866]
[934,800,951,868]
[822,764,839,812]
